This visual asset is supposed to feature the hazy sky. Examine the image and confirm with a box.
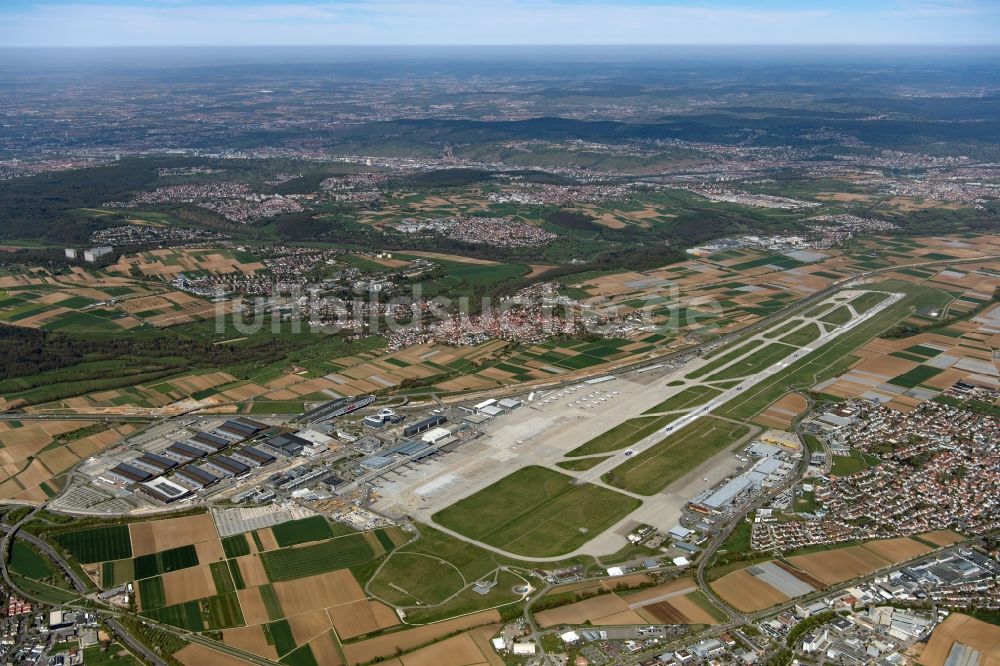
[0,0,996,47]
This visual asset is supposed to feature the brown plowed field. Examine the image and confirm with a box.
[342,611,500,665]
[273,570,365,618]
[787,545,890,586]
[236,587,270,626]
[129,513,218,556]
[710,569,790,613]
[920,613,1000,666]
[161,565,217,606]
[328,599,399,639]
[536,594,630,628]
[221,625,278,660]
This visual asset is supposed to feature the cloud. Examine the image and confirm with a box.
[0,0,993,46]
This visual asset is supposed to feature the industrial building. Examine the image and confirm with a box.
[164,442,208,463]
[263,432,311,456]
[137,477,192,504]
[172,466,219,490]
[402,414,447,437]
[105,463,153,484]
[218,417,268,439]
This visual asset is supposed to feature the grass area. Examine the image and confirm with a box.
[802,433,824,454]
[367,524,507,606]
[642,385,721,415]
[830,451,881,477]
[261,533,375,582]
[9,571,81,604]
[716,520,752,558]
[566,415,677,457]
[434,466,640,557]
[555,456,610,471]
[9,541,60,581]
[704,343,795,381]
[53,525,132,563]
[604,416,750,495]
[402,569,524,624]
[82,643,143,666]
[850,291,888,314]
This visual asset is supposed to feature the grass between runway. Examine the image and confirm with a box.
[603,416,750,496]
[566,414,678,457]
[642,385,721,415]
[432,466,641,557]
[778,322,821,347]
[703,343,795,382]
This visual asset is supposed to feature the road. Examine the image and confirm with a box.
[0,508,172,666]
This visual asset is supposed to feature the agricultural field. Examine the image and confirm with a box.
[106,247,267,281]
[711,536,936,612]
[0,420,134,502]
[34,511,442,665]
[810,268,1000,410]
[604,417,750,495]
[433,466,641,557]
[920,613,1000,666]
[534,577,724,628]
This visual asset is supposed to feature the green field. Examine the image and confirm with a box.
[260,583,284,620]
[567,414,677,457]
[270,516,335,548]
[138,576,166,610]
[221,534,251,558]
[280,644,319,666]
[210,561,235,594]
[604,417,750,495]
[642,385,721,415]
[143,600,204,632]
[887,365,943,388]
[433,466,641,557]
[260,534,375,582]
[53,525,132,563]
[830,451,881,477]
[133,545,199,579]
[82,644,143,666]
[266,619,297,657]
